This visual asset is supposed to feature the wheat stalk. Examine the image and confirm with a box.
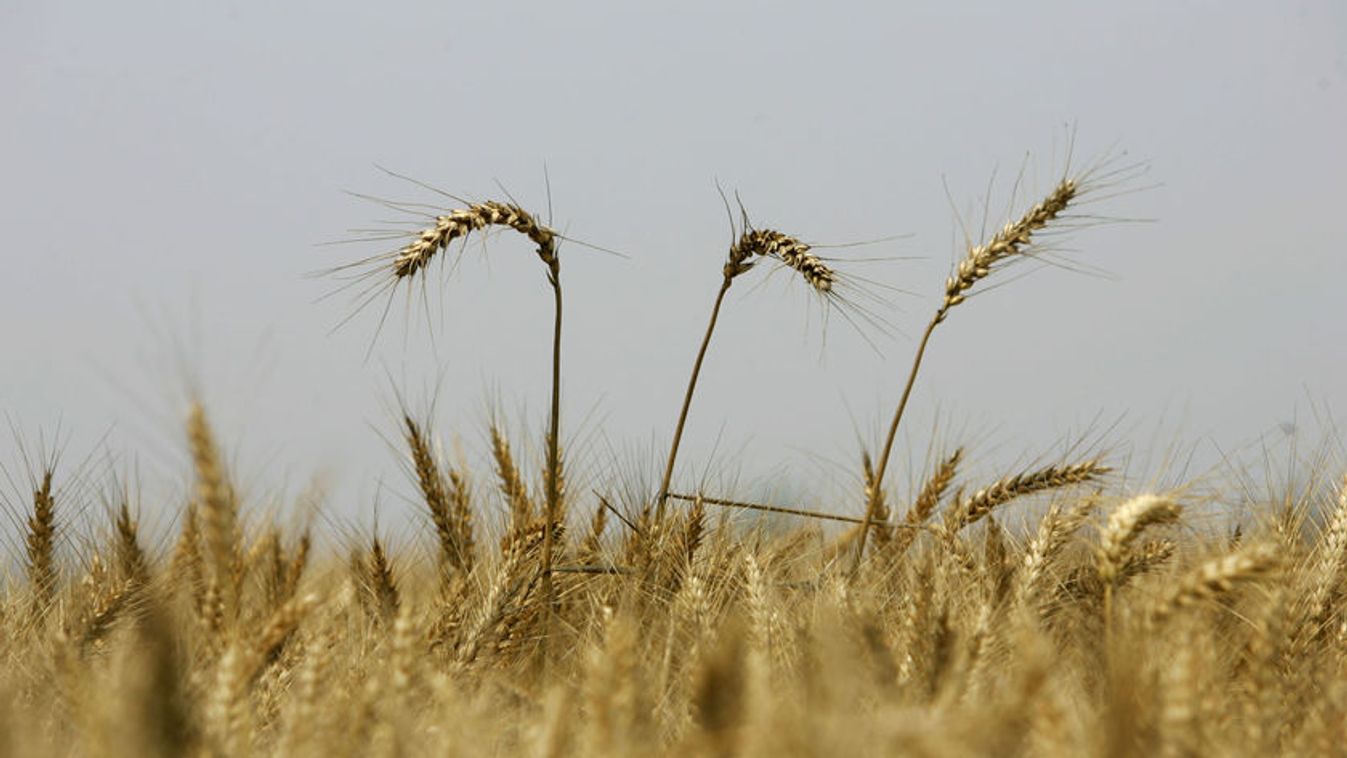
[349,191,566,642]
[657,221,840,519]
[390,201,557,278]
[1299,474,1347,635]
[187,403,242,630]
[857,157,1120,571]
[402,415,474,580]
[490,423,535,529]
[1015,495,1096,611]
[886,448,964,559]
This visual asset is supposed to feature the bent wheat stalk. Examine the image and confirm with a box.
[656,224,837,520]
[350,197,565,634]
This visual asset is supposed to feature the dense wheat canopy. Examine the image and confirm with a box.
[2,414,1345,756]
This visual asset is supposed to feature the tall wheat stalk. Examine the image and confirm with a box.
[343,197,565,633]
[854,151,1135,571]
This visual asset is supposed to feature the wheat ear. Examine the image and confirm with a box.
[446,467,476,574]
[1096,493,1182,641]
[362,533,400,624]
[943,459,1109,534]
[187,403,242,629]
[26,467,57,607]
[1151,544,1280,625]
[732,228,836,293]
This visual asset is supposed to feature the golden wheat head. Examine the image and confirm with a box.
[392,200,557,279]
[726,228,836,293]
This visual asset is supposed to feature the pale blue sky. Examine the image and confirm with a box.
[2,2,1344,530]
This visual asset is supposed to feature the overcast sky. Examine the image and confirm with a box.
[2,2,1344,532]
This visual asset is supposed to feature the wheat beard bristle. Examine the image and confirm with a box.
[727,229,835,293]
[943,178,1077,309]
[392,201,557,279]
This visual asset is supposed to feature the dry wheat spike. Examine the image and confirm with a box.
[391,201,557,279]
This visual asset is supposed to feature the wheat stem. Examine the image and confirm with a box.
[853,315,941,573]
[665,491,910,527]
[372,196,565,638]
[657,222,838,520]
[539,261,563,658]
[658,276,733,520]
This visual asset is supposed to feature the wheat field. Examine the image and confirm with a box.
[2,151,1344,758]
